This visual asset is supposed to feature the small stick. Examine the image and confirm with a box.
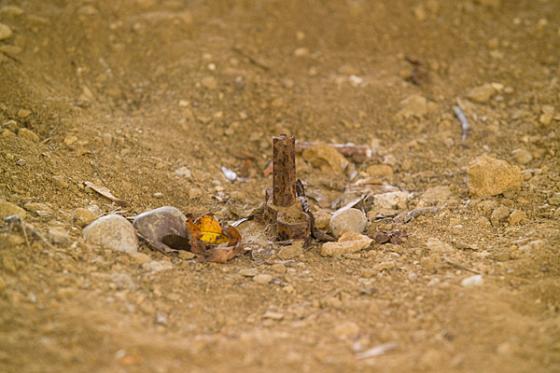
[232,47,270,71]
[272,135,297,207]
[453,105,469,142]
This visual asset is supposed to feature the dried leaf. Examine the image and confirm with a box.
[185,214,243,263]
[84,181,126,206]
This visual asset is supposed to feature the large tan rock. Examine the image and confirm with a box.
[467,154,523,197]
[302,143,349,174]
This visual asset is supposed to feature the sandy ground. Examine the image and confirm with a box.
[0,0,559,372]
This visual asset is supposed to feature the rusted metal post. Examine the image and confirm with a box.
[264,134,311,243]
[272,135,297,207]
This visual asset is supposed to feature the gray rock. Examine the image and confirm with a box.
[133,206,187,252]
[329,207,367,238]
[83,214,138,253]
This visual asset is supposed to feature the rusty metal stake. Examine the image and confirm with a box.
[264,135,311,242]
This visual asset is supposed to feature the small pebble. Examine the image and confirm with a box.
[47,227,71,246]
[17,128,40,142]
[174,166,192,178]
[253,274,273,284]
[277,240,304,260]
[72,207,99,227]
[467,155,522,197]
[239,268,258,277]
[461,275,483,287]
[491,206,510,226]
[83,214,138,254]
[466,84,496,103]
[511,148,533,165]
[0,23,13,40]
[329,208,367,238]
[508,210,527,225]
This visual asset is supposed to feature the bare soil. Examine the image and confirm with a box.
[1,1,559,372]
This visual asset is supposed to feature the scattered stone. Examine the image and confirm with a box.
[333,321,360,340]
[511,148,532,165]
[47,227,71,246]
[0,23,13,40]
[461,274,483,287]
[366,164,393,182]
[373,191,410,210]
[302,143,349,174]
[320,232,373,257]
[329,207,367,238]
[466,83,496,103]
[72,207,99,227]
[17,128,40,142]
[397,95,437,118]
[0,200,26,219]
[277,240,304,260]
[133,206,187,253]
[467,155,523,197]
[24,202,53,218]
[142,260,173,273]
[491,206,510,225]
[239,268,258,277]
[508,210,527,225]
[174,166,192,178]
[253,273,273,284]
[83,214,138,254]
[418,186,452,207]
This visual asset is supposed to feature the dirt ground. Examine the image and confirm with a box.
[1,0,559,372]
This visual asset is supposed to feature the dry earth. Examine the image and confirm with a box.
[1,0,559,372]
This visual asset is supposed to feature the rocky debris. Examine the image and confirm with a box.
[17,128,40,142]
[508,210,527,225]
[491,206,510,226]
[47,227,71,246]
[329,207,367,238]
[467,155,523,197]
[397,95,437,118]
[461,275,483,287]
[365,164,393,183]
[511,149,533,165]
[24,202,54,218]
[373,191,410,210]
[0,200,26,219]
[418,186,452,207]
[142,260,173,273]
[253,274,273,284]
[0,23,13,40]
[320,232,373,257]
[174,166,192,178]
[302,142,349,174]
[83,214,138,254]
[72,207,99,227]
[333,321,360,340]
[277,240,304,259]
[133,206,187,253]
[466,83,497,103]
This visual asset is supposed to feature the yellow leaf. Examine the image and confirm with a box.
[196,214,229,244]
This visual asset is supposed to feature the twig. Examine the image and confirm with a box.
[443,257,479,274]
[232,47,270,71]
[453,104,469,142]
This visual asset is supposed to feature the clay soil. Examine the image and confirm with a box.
[1,0,559,372]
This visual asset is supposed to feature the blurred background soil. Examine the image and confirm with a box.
[0,0,559,372]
